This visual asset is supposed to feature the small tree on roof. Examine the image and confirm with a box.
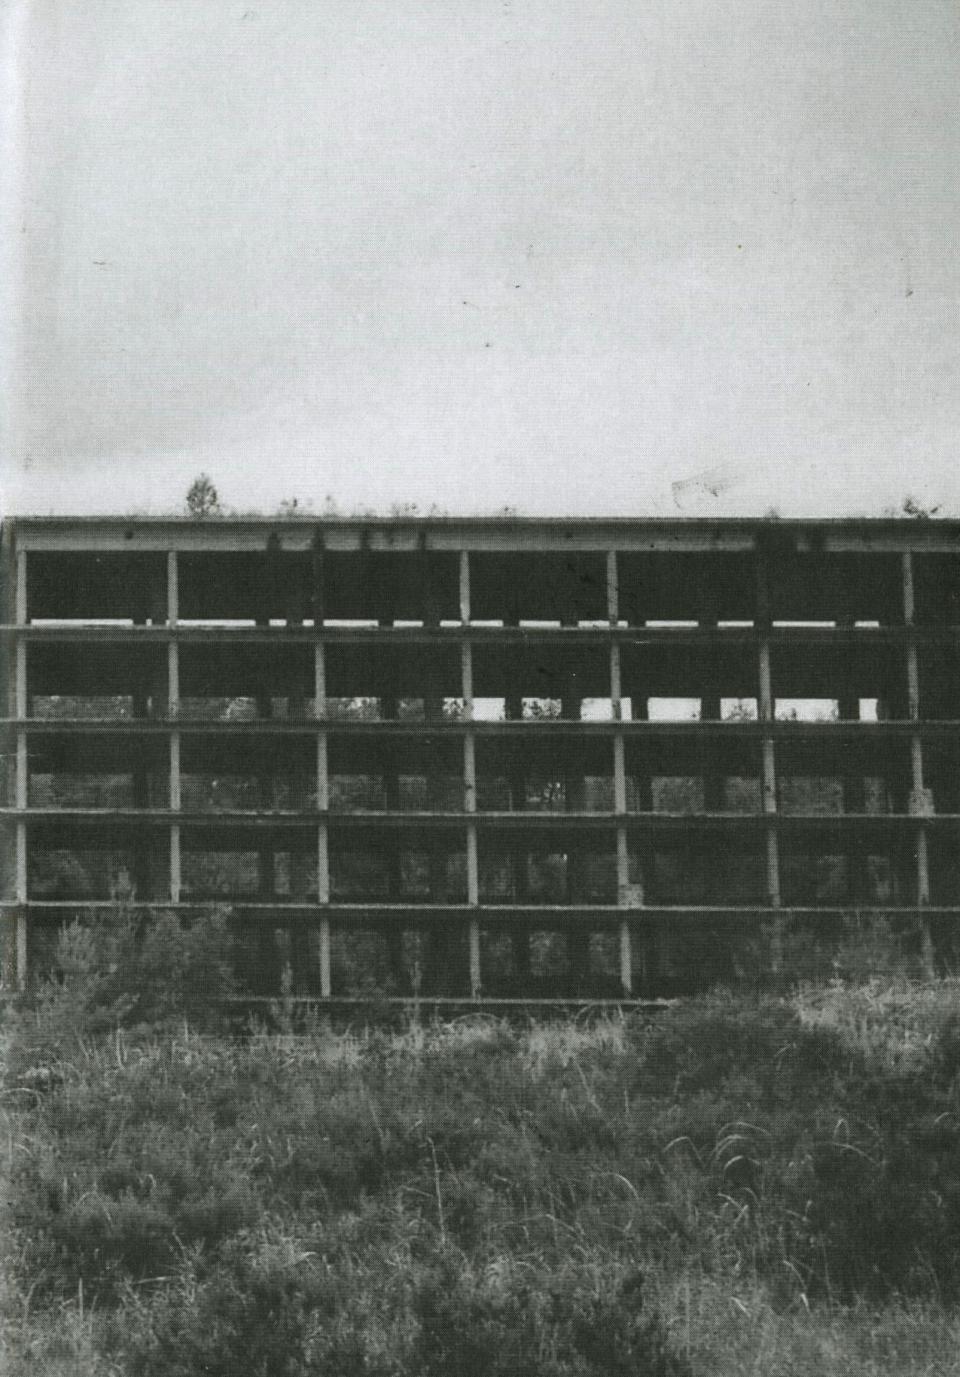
[186,474,220,518]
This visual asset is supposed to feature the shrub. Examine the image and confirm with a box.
[411,1257,691,1377]
[7,906,235,1075]
[120,1245,690,1377]
[122,1235,342,1377]
[12,990,960,1376]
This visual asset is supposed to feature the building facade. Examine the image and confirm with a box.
[3,515,959,1003]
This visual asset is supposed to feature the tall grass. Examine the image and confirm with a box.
[5,921,960,1373]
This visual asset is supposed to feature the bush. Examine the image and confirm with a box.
[412,1258,691,1377]
[118,1242,691,1377]
[11,991,960,1375]
[121,1234,344,1377]
[7,906,234,1075]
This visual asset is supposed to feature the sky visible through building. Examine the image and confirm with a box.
[3,0,959,518]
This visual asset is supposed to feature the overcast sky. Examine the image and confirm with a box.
[2,0,959,517]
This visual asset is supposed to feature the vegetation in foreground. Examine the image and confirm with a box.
[4,914,960,1374]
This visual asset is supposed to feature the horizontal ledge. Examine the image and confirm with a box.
[220,996,672,1009]
[5,902,953,920]
[6,809,950,829]
[10,513,960,554]
[6,719,957,736]
[3,624,958,645]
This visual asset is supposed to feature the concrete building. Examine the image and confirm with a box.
[2,515,958,1004]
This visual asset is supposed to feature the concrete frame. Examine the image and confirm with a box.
[3,514,958,1001]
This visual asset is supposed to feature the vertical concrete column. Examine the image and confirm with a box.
[311,528,326,630]
[15,626,27,969]
[316,785,331,998]
[756,545,783,972]
[561,661,588,993]
[504,682,530,979]
[902,551,933,971]
[559,584,586,993]
[461,552,481,995]
[15,869,27,990]
[169,731,181,905]
[15,627,27,971]
[13,548,28,985]
[564,759,589,995]
[314,640,331,995]
[1,532,20,983]
[14,549,27,925]
[839,720,869,905]
[15,540,28,968]
[699,625,721,815]
[310,532,328,996]
[0,542,26,985]
[420,532,440,628]
[613,734,627,815]
[835,600,868,903]
[16,732,27,810]
[15,547,27,626]
[381,725,405,986]
[314,640,327,720]
[15,821,27,904]
[422,539,444,727]
[606,550,619,626]
[609,550,632,994]
[16,808,27,989]
[166,552,178,625]
[14,547,27,815]
[169,821,181,905]
[699,596,724,817]
[609,642,622,719]
[465,718,481,999]
[253,542,277,962]
[287,588,311,986]
[167,551,180,903]
[621,585,658,988]
[613,735,632,997]
[461,643,475,723]
[15,641,27,722]
[459,550,471,625]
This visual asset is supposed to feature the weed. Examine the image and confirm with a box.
[6,989,960,1373]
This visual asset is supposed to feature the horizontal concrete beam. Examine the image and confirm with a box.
[3,624,957,646]
[6,807,954,831]
[9,514,960,554]
[8,718,960,738]
[7,899,957,919]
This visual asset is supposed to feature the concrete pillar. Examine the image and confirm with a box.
[3,541,25,983]
[903,551,934,971]
[169,824,181,904]
[15,821,27,903]
[606,550,619,625]
[614,726,633,995]
[316,651,331,990]
[756,545,783,972]
[16,730,27,810]
[459,549,471,625]
[15,809,27,995]
[15,548,27,626]
[311,529,326,628]
[463,630,480,994]
[166,555,181,905]
[318,912,331,998]
[15,642,26,723]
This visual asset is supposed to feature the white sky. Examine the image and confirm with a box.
[3,0,959,517]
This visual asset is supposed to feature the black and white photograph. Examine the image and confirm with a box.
[2,2,960,1372]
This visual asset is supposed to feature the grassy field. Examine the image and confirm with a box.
[4,915,960,1375]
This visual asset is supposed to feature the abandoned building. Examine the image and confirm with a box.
[2,514,959,1002]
